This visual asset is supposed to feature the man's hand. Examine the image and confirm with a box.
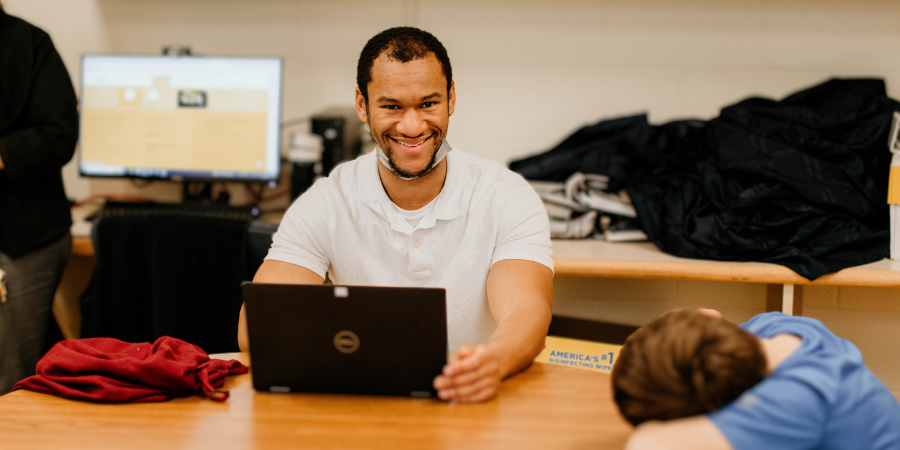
[430,260,552,403]
[433,344,504,402]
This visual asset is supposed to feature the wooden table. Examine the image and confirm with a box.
[0,353,631,450]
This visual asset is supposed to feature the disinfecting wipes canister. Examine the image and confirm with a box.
[888,112,900,260]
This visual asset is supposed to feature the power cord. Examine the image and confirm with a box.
[130,178,153,188]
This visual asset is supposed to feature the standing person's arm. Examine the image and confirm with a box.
[0,22,78,179]
[433,259,552,402]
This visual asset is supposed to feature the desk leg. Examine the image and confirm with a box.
[782,284,795,315]
[765,284,804,316]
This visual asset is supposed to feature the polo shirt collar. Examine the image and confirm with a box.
[358,143,467,228]
[433,148,466,221]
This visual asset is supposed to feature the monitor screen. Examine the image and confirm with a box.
[78,55,283,182]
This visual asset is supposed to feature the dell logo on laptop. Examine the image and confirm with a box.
[333,330,360,354]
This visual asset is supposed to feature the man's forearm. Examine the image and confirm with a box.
[433,302,550,402]
[433,260,552,402]
[487,306,551,378]
[484,260,554,378]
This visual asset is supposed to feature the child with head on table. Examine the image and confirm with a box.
[612,309,900,450]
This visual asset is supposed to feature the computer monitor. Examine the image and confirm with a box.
[78,55,283,182]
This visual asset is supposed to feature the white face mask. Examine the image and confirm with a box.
[374,139,453,181]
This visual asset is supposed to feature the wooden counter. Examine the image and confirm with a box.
[73,236,900,287]
[552,240,900,287]
[0,353,631,450]
[70,236,900,319]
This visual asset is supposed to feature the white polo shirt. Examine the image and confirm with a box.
[266,149,553,351]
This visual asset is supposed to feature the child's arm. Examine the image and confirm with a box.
[626,416,733,450]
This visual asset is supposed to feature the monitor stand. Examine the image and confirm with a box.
[182,182,230,205]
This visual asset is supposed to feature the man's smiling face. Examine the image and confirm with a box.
[358,52,455,179]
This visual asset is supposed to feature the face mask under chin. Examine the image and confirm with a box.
[374,138,453,181]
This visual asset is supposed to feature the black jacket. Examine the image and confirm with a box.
[511,79,899,280]
[0,11,78,258]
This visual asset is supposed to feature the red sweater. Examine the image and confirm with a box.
[14,337,248,402]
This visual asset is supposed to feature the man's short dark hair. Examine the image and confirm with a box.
[612,309,767,426]
[356,27,452,104]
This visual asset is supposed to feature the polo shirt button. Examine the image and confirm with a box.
[413,241,420,248]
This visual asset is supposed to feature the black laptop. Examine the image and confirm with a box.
[241,283,448,398]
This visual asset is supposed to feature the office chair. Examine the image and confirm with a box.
[81,213,253,354]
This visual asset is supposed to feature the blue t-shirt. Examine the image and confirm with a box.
[709,312,900,450]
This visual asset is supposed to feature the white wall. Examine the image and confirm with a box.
[5,0,900,200]
[431,0,900,164]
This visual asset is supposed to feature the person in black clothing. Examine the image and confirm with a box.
[0,4,79,394]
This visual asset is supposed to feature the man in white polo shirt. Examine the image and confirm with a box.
[237,27,553,403]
